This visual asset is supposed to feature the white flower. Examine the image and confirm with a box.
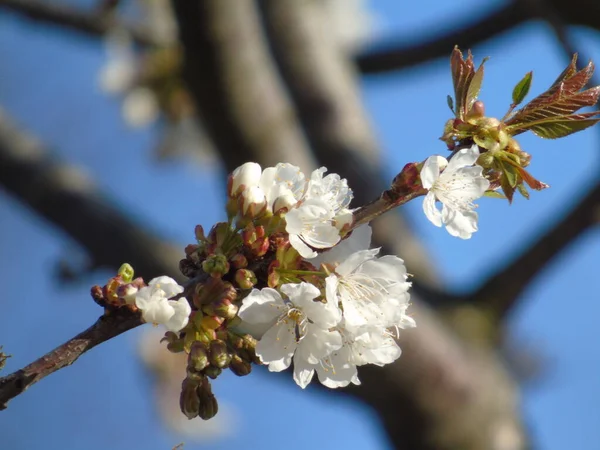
[324,248,412,330]
[259,163,306,211]
[285,198,343,258]
[134,276,191,332]
[237,283,342,387]
[295,323,402,389]
[229,162,262,197]
[420,145,490,239]
[164,297,192,333]
[305,167,352,214]
[284,167,353,258]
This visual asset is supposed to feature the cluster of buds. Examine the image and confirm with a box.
[442,48,600,201]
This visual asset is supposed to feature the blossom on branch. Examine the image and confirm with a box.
[420,145,490,239]
[134,276,191,332]
[237,283,343,383]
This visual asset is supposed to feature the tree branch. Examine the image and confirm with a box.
[356,1,532,75]
[0,0,157,46]
[468,177,600,318]
[170,0,316,174]
[0,308,142,410]
[0,107,183,281]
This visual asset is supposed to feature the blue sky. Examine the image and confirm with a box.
[1,1,599,449]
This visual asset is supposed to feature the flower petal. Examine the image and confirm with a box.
[422,191,442,227]
[292,359,316,389]
[289,234,317,258]
[445,145,480,172]
[420,155,447,189]
[256,321,296,372]
[238,288,286,324]
[442,206,478,239]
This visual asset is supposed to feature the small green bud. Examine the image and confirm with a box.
[209,340,231,369]
[203,365,222,379]
[230,253,248,269]
[229,354,252,377]
[198,379,219,420]
[179,377,201,420]
[189,342,210,372]
[235,269,257,290]
[118,263,135,283]
[202,254,230,278]
[205,298,239,320]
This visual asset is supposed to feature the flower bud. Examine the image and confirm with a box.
[207,222,230,252]
[238,186,267,218]
[209,340,231,368]
[230,253,248,269]
[272,191,297,214]
[193,277,225,308]
[198,380,219,420]
[466,100,485,120]
[180,377,201,419]
[117,284,138,305]
[203,365,222,379]
[189,341,210,372]
[200,315,225,331]
[202,254,230,278]
[205,298,239,320]
[229,354,252,377]
[228,162,262,198]
[241,334,258,351]
[235,269,257,290]
[118,263,135,283]
[90,285,105,307]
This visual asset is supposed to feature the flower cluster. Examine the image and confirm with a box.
[238,225,414,388]
[228,162,353,258]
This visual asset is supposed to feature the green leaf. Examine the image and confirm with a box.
[466,58,488,111]
[447,95,454,113]
[500,160,519,188]
[516,184,530,199]
[500,173,515,203]
[483,190,507,199]
[512,71,532,106]
[529,117,600,139]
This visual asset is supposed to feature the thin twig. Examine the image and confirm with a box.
[0,0,158,46]
[0,308,143,409]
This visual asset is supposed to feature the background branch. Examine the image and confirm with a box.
[0,107,182,281]
[0,0,157,46]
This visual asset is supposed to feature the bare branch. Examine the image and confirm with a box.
[0,308,142,410]
[0,0,157,46]
[0,107,183,281]
[467,177,600,318]
[356,1,531,74]
[170,0,316,174]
